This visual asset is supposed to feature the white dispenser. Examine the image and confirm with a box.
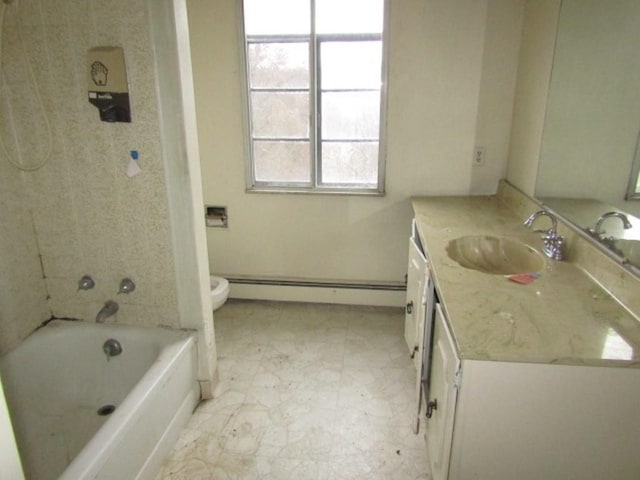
[87,46,131,122]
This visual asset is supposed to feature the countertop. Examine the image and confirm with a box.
[412,195,640,368]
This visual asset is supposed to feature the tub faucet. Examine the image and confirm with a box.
[524,210,565,261]
[96,300,119,323]
[590,211,633,237]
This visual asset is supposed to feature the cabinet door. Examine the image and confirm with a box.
[404,234,427,367]
[426,304,460,480]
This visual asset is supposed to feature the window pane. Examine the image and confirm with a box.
[322,91,380,139]
[254,141,311,183]
[248,43,309,89]
[316,0,384,34]
[321,41,382,90]
[244,0,310,35]
[251,92,309,138]
[321,142,378,184]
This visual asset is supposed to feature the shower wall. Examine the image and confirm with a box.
[0,0,180,355]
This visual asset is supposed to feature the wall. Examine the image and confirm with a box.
[188,0,524,300]
[0,0,204,356]
[0,148,49,353]
[471,0,525,194]
[506,0,561,195]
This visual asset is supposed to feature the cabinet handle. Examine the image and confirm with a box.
[410,345,418,359]
[426,399,438,419]
[406,301,413,314]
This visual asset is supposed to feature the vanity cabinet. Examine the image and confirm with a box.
[423,303,640,480]
[410,194,640,480]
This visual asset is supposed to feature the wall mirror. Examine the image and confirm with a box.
[626,132,640,200]
[534,0,640,271]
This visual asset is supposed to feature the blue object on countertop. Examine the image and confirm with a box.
[130,150,139,160]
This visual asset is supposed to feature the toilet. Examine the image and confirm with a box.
[210,276,230,311]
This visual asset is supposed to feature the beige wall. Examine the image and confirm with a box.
[188,0,524,291]
[0,0,180,354]
[506,0,561,196]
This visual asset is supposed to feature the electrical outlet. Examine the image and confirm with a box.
[473,146,485,166]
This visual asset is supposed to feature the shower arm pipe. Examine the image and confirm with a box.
[0,0,53,172]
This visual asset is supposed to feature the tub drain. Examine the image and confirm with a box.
[97,404,116,416]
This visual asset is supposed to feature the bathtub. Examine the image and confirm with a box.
[0,319,200,480]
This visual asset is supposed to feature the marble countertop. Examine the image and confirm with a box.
[412,195,640,368]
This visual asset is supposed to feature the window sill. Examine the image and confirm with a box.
[245,186,385,197]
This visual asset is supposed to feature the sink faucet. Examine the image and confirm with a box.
[524,210,557,232]
[592,211,633,236]
[524,210,565,261]
[96,300,119,323]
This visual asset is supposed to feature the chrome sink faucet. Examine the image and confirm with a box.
[96,300,119,323]
[590,211,632,237]
[524,210,565,261]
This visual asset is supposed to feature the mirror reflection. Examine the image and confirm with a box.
[540,197,640,267]
[534,0,640,269]
[626,132,640,200]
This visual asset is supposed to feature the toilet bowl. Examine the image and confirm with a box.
[210,276,230,311]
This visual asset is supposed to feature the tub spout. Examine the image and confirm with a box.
[96,300,119,323]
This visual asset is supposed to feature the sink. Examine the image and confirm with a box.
[446,235,545,275]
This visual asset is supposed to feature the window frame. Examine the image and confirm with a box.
[238,0,389,195]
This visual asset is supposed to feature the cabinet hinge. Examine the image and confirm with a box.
[454,368,462,390]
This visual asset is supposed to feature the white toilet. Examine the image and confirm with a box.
[210,275,230,311]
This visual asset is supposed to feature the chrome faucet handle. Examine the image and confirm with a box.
[541,230,565,261]
[78,275,95,291]
[118,278,136,294]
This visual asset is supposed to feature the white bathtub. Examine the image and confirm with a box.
[0,319,200,480]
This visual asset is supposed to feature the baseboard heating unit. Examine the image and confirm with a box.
[223,276,406,307]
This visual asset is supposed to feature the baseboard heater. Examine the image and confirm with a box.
[226,277,406,292]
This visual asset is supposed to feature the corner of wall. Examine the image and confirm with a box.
[505,0,561,196]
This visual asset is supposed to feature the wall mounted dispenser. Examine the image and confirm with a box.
[87,46,131,122]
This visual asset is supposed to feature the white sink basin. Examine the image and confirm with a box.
[446,235,545,275]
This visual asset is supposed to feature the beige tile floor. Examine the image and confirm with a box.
[156,300,431,479]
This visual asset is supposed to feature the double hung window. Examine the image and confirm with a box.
[241,0,387,193]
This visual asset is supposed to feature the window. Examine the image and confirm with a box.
[241,0,387,194]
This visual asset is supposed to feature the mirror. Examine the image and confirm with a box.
[534,0,640,270]
[626,132,640,199]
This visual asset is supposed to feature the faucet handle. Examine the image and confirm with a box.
[542,231,565,261]
[78,275,95,291]
[118,278,136,294]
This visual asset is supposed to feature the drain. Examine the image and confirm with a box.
[97,404,116,416]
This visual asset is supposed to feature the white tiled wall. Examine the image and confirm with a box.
[0,0,180,354]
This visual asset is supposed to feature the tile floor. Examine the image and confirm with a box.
[155,300,431,479]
